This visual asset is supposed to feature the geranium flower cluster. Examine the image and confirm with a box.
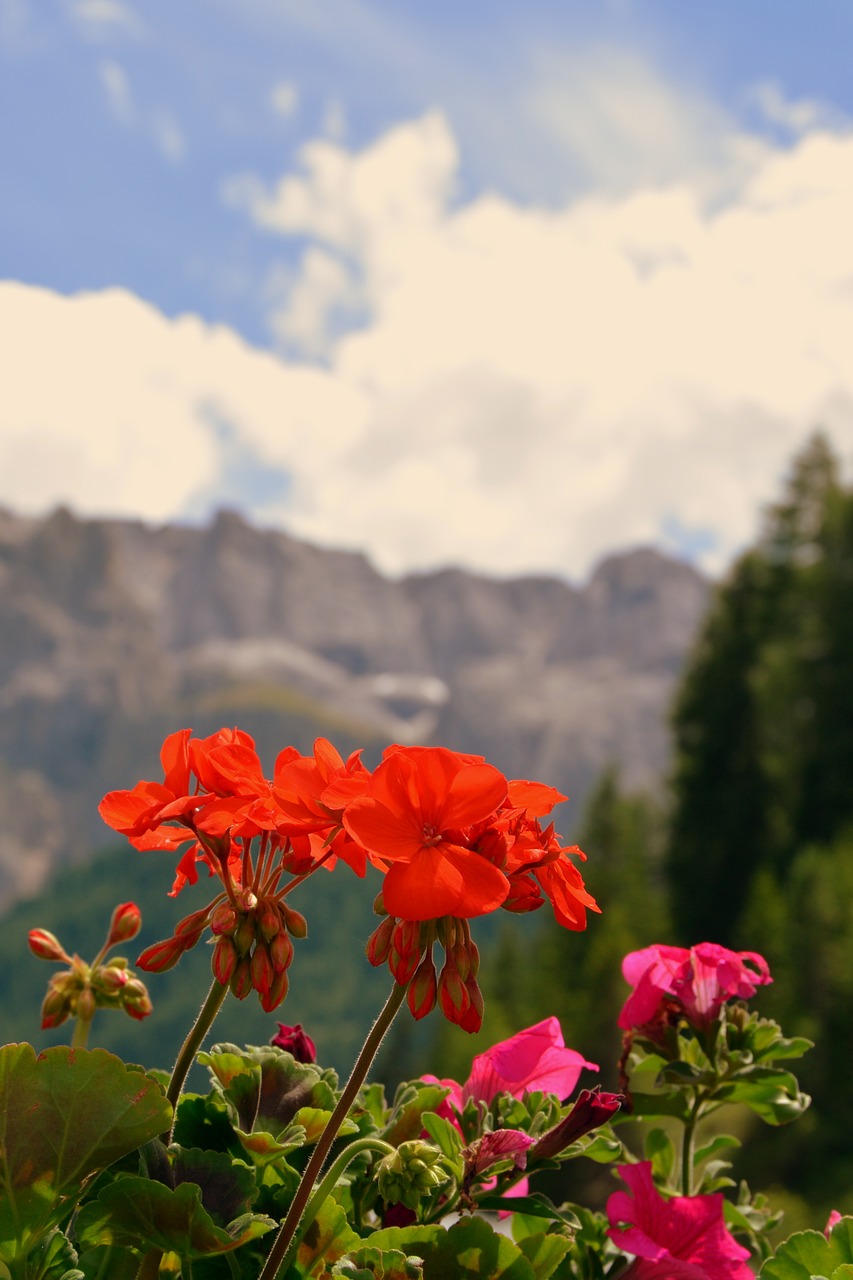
[99,729,598,1027]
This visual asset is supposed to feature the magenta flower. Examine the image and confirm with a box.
[607,1162,754,1279]
[457,1017,598,1106]
[464,1129,535,1180]
[618,942,772,1033]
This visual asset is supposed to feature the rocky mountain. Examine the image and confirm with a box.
[0,505,711,909]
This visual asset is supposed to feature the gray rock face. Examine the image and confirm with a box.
[0,506,711,908]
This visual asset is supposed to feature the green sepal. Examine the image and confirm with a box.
[515,1232,573,1280]
[381,1083,452,1147]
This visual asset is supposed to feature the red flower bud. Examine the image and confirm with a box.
[210,903,238,935]
[457,976,484,1034]
[280,903,308,938]
[40,984,71,1029]
[28,928,70,963]
[256,899,281,943]
[122,978,153,1021]
[407,953,438,1020]
[232,915,255,956]
[230,955,253,1000]
[260,965,289,1013]
[76,986,96,1021]
[269,929,294,974]
[174,906,212,939]
[366,916,395,967]
[106,902,142,947]
[251,941,276,998]
[437,961,470,1022]
[271,1022,316,1062]
[94,965,129,993]
[212,935,238,986]
[137,934,191,973]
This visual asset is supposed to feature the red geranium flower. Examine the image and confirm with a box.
[343,745,510,920]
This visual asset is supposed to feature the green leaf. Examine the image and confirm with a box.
[170,1147,258,1226]
[77,1246,140,1280]
[382,1085,452,1148]
[74,1178,275,1259]
[620,1091,692,1122]
[420,1113,464,1169]
[759,1218,853,1278]
[471,1194,580,1231]
[515,1233,572,1280]
[367,1217,537,1280]
[715,1072,811,1125]
[330,1245,424,1278]
[644,1129,676,1183]
[0,1044,172,1266]
[294,1198,361,1278]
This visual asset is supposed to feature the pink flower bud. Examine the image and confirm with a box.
[94,965,129,993]
[28,928,70,963]
[122,978,153,1021]
[106,902,142,947]
[210,903,238,935]
[40,984,71,1029]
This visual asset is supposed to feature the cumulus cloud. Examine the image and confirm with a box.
[4,74,853,583]
[270,80,299,120]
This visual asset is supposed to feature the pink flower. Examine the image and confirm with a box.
[463,1129,535,1180]
[618,942,772,1033]
[607,1162,753,1279]
[271,1022,317,1063]
[464,1017,598,1105]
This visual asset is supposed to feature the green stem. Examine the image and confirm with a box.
[165,976,229,1136]
[258,980,409,1280]
[276,1137,397,1276]
[71,1013,92,1050]
[681,1093,703,1196]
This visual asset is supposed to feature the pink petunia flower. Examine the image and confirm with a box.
[618,942,772,1033]
[607,1162,754,1279]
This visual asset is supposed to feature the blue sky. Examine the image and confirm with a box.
[2,0,853,581]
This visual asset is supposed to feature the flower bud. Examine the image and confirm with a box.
[377,1140,449,1210]
[280,903,308,938]
[458,976,484,1034]
[229,955,253,1000]
[76,986,96,1022]
[40,984,71,1029]
[271,1022,316,1062]
[138,934,191,973]
[28,928,70,963]
[210,903,238,936]
[122,978,153,1021]
[212,935,238,986]
[366,916,395,967]
[232,915,255,957]
[437,961,470,1023]
[260,965,289,1013]
[269,929,294,974]
[407,953,438,1021]
[173,906,211,939]
[529,1088,623,1162]
[256,899,281,943]
[251,941,276,998]
[106,902,142,947]
[94,965,129,993]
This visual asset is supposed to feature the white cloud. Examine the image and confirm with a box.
[5,70,853,584]
[153,110,186,163]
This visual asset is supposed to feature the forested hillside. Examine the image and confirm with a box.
[428,433,853,1219]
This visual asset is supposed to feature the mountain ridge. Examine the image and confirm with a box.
[0,504,711,908]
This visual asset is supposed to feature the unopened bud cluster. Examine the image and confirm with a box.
[366,902,484,1032]
[376,1140,450,1210]
[28,902,152,1029]
[140,889,306,1013]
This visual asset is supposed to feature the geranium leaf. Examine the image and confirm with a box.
[330,1245,424,1278]
[74,1178,275,1258]
[382,1085,452,1147]
[0,1044,171,1267]
[476,1194,581,1229]
[77,1245,141,1279]
[515,1233,573,1280]
[759,1218,853,1278]
[368,1216,537,1278]
[295,1198,361,1277]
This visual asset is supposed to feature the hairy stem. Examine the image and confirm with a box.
[165,975,229,1137]
[259,980,409,1280]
